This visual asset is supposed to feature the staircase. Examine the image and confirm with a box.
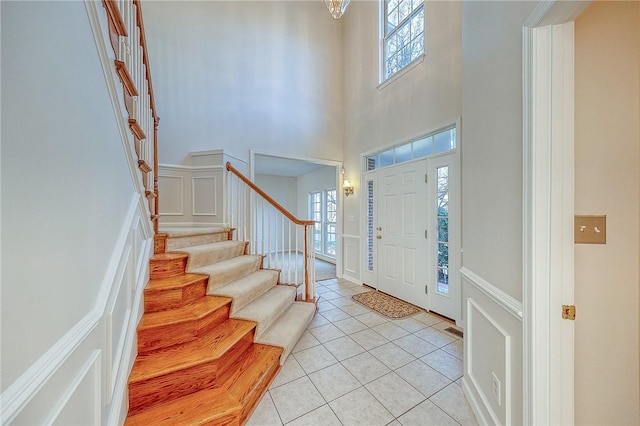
[126,227,316,425]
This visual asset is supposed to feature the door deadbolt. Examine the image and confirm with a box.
[376,235,382,239]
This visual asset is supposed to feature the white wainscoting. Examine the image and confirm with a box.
[158,174,185,216]
[341,234,360,284]
[1,195,152,425]
[158,163,227,227]
[192,176,217,216]
[460,267,523,426]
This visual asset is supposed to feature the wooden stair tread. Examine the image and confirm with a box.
[130,319,256,383]
[138,296,231,330]
[145,273,209,292]
[125,387,241,426]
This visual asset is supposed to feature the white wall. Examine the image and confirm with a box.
[460,1,539,423]
[341,0,462,280]
[1,2,152,423]
[255,174,298,216]
[574,2,640,424]
[142,1,344,166]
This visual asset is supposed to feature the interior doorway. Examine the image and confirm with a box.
[250,151,343,280]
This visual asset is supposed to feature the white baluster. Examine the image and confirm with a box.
[295,226,299,285]
[287,222,292,284]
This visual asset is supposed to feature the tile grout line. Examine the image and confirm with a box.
[249,278,472,426]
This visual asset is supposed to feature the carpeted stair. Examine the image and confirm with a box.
[169,227,316,364]
[125,226,316,425]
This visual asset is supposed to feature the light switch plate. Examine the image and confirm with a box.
[574,215,606,244]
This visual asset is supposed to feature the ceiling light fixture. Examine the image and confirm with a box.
[324,0,351,19]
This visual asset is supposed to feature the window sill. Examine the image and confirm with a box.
[378,54,425,91]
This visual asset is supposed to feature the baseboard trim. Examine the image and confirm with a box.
[460,267,523,320]
[340,274,361,285]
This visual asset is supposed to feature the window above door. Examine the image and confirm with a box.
[381,0,425,82]
[366,127,456,172]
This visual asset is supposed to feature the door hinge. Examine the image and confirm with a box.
[425,174,428,183]
[424,230,428,239]
[425,285,428,294]
[562,305,576,320]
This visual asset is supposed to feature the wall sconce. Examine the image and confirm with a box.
[343,180,354,197]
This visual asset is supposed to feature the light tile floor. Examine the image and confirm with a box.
[247,279,478,426]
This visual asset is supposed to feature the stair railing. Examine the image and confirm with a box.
[226,162,317,302]
[103,0,160,233]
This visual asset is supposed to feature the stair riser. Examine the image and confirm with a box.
[186,242,246,270]
[144,279,207,313]
[167,232,228,250]
[153,234,167,254]
[204,257,263,290]
[150,256,187,279]
[137,304,231,353]
[226,345,281,402]
[240,360,280,424]
[128,331,255,415]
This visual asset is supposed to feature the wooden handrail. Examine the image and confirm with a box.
[226,162,315,226]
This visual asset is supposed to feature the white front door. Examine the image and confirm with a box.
[362,153,460,320]
[376,160,429,309]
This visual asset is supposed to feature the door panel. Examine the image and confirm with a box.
[377,160,428,309]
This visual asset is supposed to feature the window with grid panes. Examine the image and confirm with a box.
[383,0,424,81]
[309,190,337,258]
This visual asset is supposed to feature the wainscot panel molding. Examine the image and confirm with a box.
[158,174,185,216]
[460,266,523,320]
[466,298,512,425]
[158,152,244,228]
[191,176,218,216]
[1,194,153,425]
[341,234,360,282]
[461,267,524,425]
[46,350,102,425]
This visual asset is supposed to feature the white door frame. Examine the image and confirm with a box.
[522,2,589,425]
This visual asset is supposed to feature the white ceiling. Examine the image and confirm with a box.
[254,155,328,177]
